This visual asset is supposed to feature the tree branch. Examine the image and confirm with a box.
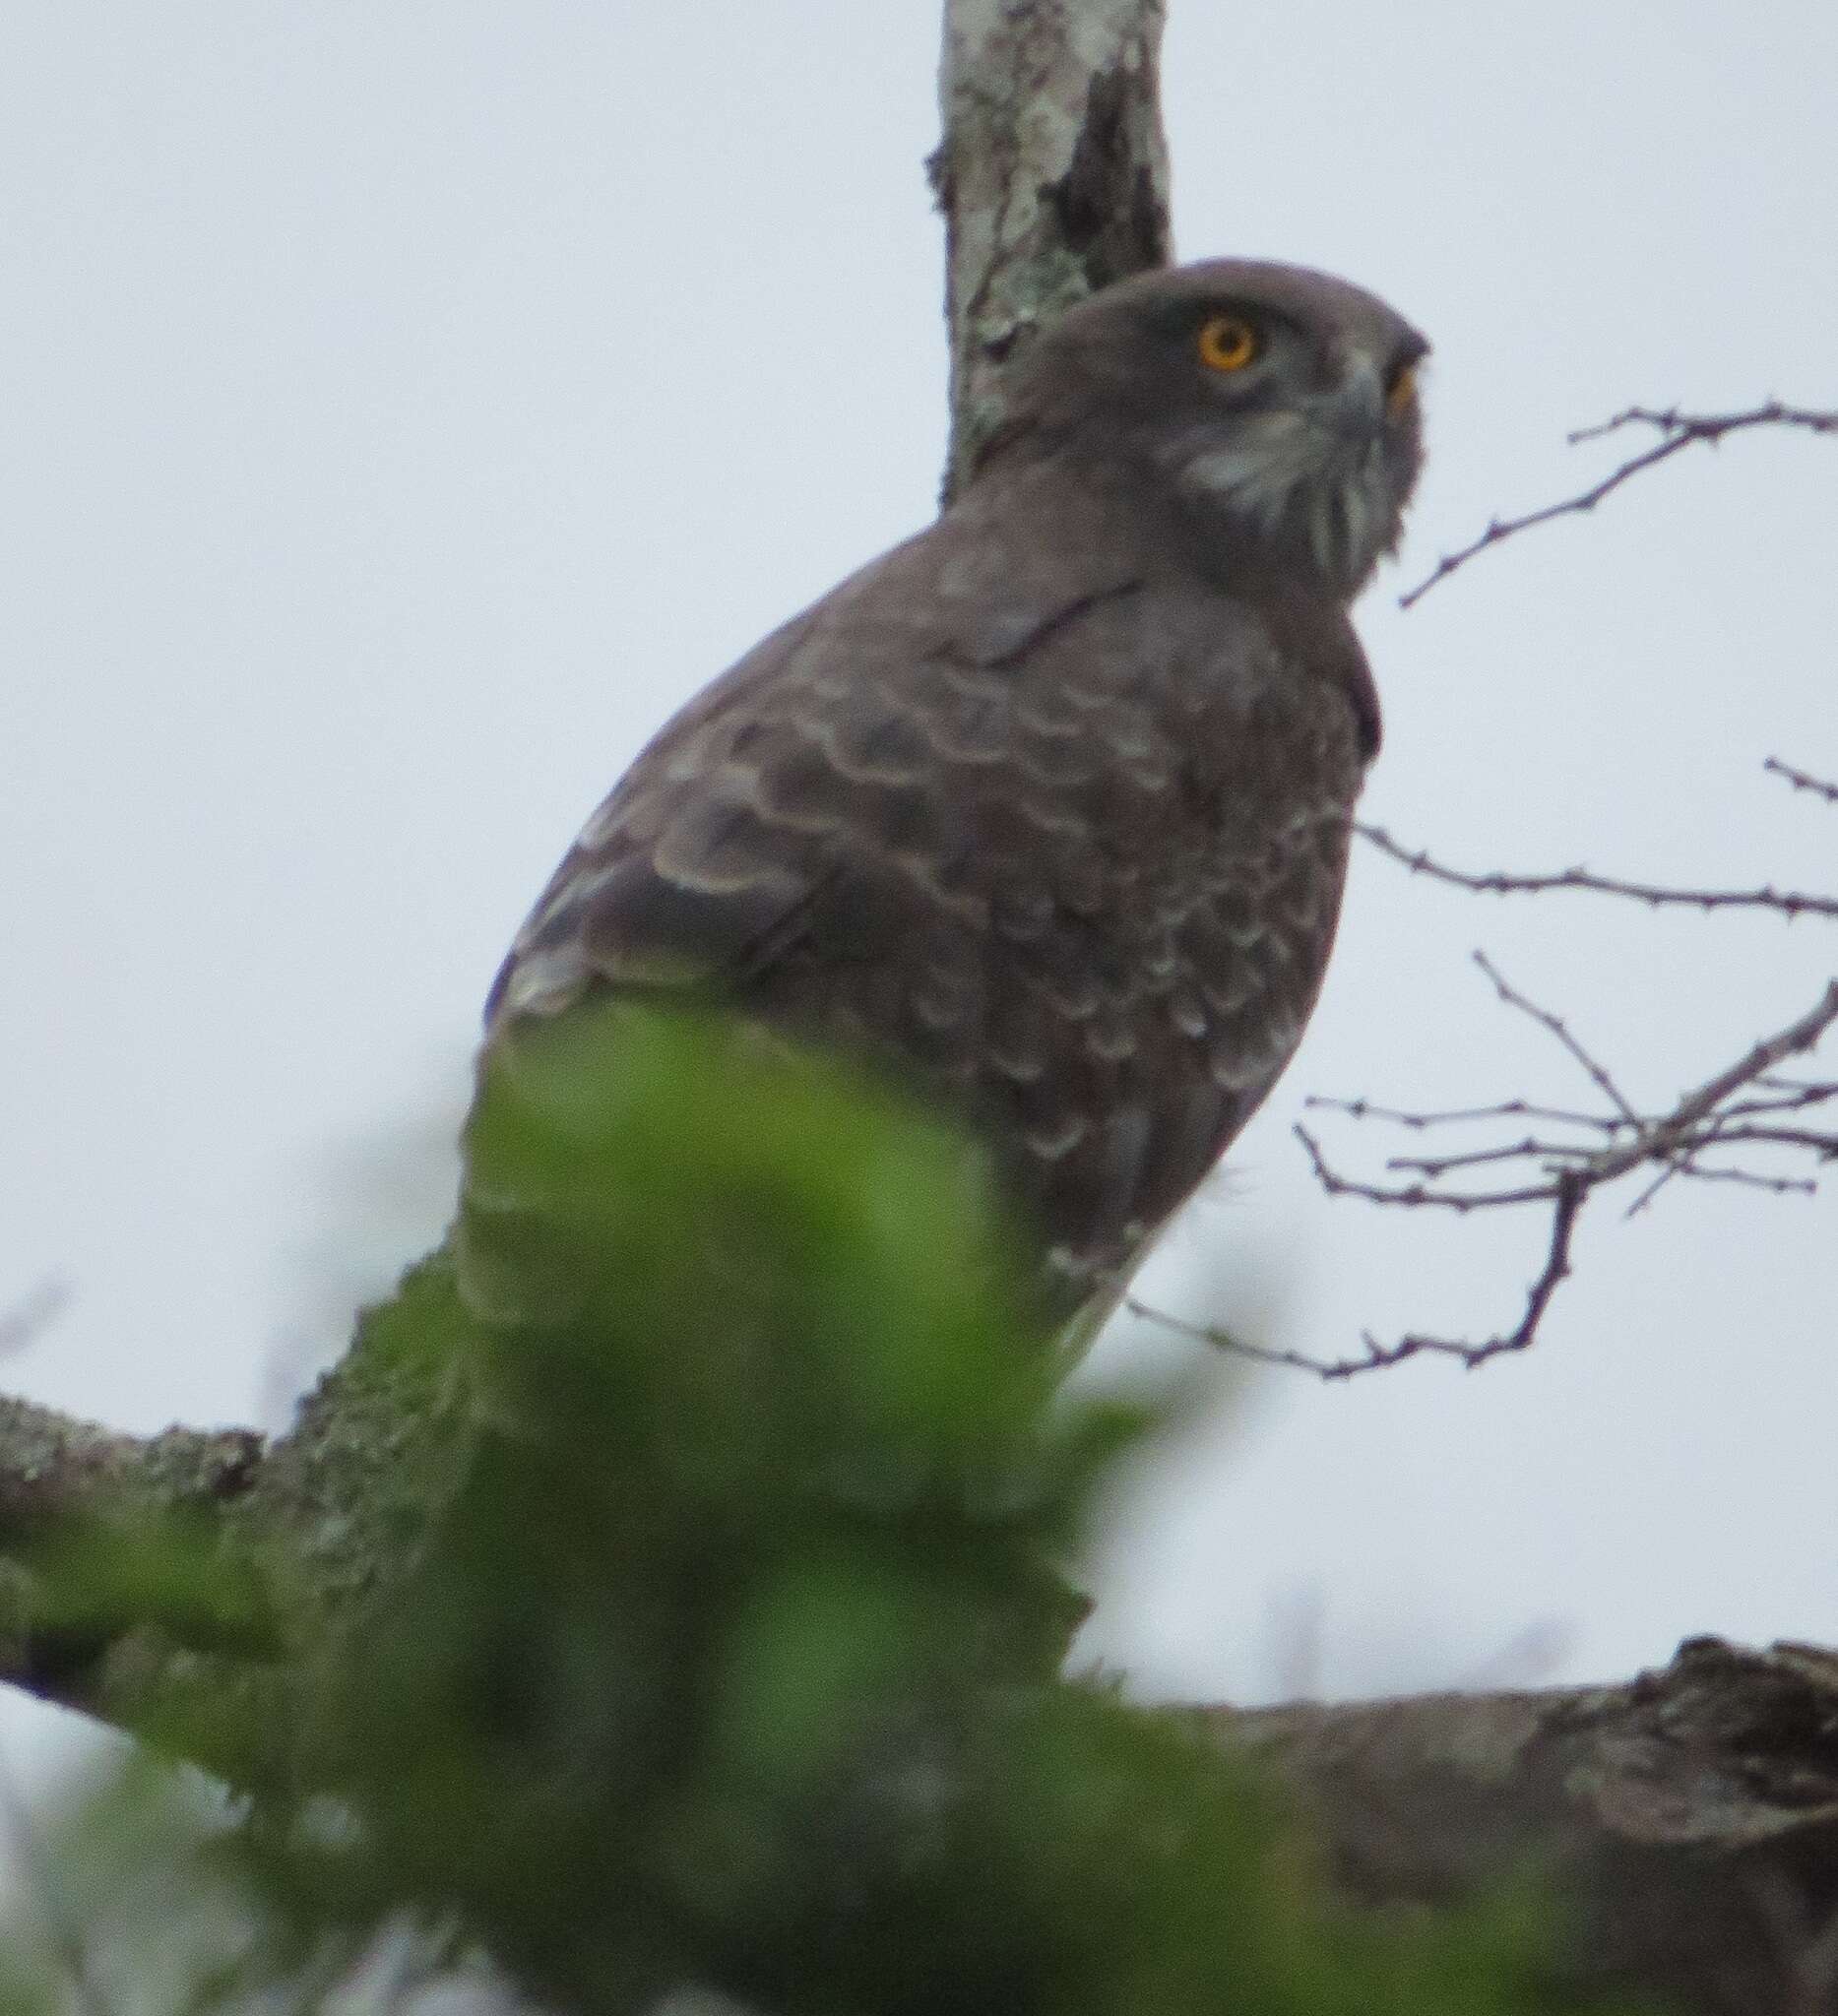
[1359,818,1838,922]
[1401,400,1838,607]
[1219,1635,1838,2016]
[0,1254,468,1782]
[1135,959,1837,1379]
[933,0,1171,499]
[1767,754,1838,806]
[5,21,1835,2016]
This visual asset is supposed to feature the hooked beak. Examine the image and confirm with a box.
[1334,352,1389,436]
[1327,341,1424,439]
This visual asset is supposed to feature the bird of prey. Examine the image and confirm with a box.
[482,259,1426,1329]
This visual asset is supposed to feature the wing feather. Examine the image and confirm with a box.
[486,494,1368,1297]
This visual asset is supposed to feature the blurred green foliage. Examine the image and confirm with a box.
[0,1007,1651,2016]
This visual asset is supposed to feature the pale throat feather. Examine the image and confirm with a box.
[1172,417,1403,597]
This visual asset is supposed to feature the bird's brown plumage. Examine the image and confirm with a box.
[484,259,1426,1318]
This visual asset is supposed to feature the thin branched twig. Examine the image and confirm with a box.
[1766,754,1838,805]
[1144,393,1838,1377]
[1473,950,1641,1123]
[1400,400,1838,607]
[1136,972,1838,1380]
[1307,1094,1622,1134]
[1357,823,1838,921]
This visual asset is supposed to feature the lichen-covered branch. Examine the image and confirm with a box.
[0,1253,468,1784]
[0,1396,262,1720]
[933,0,1171,498]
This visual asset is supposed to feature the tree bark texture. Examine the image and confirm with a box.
[0,8,1830,2012]
[1223,1636,1838,2016]
[933,0,1171,499]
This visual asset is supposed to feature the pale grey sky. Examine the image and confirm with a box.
[2,4,1834,1807]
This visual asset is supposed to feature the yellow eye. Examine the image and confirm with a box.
[1387,361,1419,414]
[1196,313,1261,373]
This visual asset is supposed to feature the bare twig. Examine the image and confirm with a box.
[1714,1085,1838,1121]
[1471,950,1641,1121]
[1305,1094,1621,1133]
[1766,754,1838,806]
[1292,1121,1556,1211]
[1358,823,1838,922]
[1566,401,1838,449]
[1595,979,1838,1183]
[1401,400,1838,607]
[1384,1122,1836,1185]
[1141,976,1838,1379]
[1382,1139,1586,1180]
[1132,1170,1586,1380]
[1650,1162,1816,1196]
[1118,1293,1395,1380]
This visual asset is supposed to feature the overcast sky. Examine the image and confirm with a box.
[3,2,1835,1800]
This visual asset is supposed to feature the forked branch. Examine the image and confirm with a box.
[1401,400,1838,607]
